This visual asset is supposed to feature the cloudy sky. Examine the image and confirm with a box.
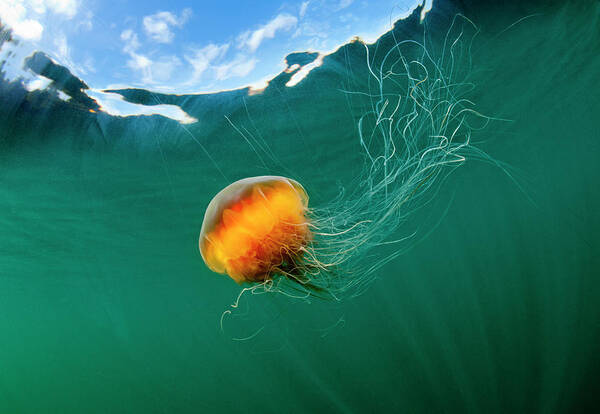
[0,0,430,94]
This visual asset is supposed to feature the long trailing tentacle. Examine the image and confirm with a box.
[222,14,501,313]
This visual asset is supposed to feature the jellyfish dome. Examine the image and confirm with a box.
[199,176,311,284]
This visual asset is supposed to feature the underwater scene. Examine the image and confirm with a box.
[1,0,599,412]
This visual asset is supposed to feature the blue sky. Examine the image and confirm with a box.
[1,0,430,94]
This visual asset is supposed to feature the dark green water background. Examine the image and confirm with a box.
[1,0,599,412]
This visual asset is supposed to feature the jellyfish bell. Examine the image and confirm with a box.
[199,176,311,285]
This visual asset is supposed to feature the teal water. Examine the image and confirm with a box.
[1,0,599,412]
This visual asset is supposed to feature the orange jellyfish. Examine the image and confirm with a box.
[199,176,312,286]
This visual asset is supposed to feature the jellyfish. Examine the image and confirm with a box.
[199,176,313,287]
[199,15,494,301]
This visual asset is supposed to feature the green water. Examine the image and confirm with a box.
[1,0,599,412]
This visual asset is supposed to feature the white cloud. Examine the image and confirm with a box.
[126,53,151,71]
[120,29,140,54]
[26,0,46,14]
[0,0,79,40]
[184,43,229,83]
[120,29,152,83]
[143,8,191,44]
[13,18,44,40]
[126,53,152,83]
[237,13,297,52]
[120,28,183,84]
[143,12,177,43]
[0,1,43,40]
[120,8,193,84]
[214,55,258,81]
[22,0,78,18]
[46,0,78,19]
[299,1,309,18]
